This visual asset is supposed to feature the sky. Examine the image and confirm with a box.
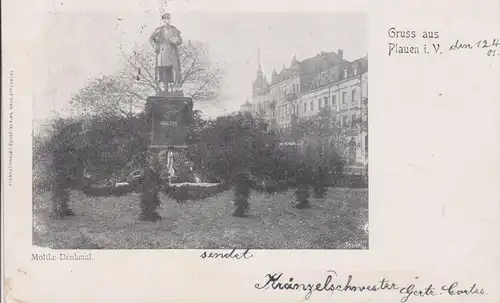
[31,8,367,122]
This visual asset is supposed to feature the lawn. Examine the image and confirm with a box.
[33,187,368,249]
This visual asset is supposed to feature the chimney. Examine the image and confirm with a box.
[337,49,343,59]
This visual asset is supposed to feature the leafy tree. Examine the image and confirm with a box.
[185,112,278,183]
[182,112,280,217]
[33,116,87,217]
[294,108,347,187]
[79,113,151,181]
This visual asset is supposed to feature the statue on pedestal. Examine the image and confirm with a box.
[140,11,193,222]
[149,12,183,92]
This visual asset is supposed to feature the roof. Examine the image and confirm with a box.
[308,55,368,91]
[298,51,343,75]
[350,56,368,73]
[269,51,344,86]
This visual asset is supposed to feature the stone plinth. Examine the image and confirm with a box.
[145,93,193,150]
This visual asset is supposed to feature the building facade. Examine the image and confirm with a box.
[242,49,368,173]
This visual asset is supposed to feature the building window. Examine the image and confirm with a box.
[310,101,314,111]
[324,97,329,108]
[332,95,336,107]
[342,92,347,104]
[304,102,307,112]
[352,89,356,104]
[318,99,322,109]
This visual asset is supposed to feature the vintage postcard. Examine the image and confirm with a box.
[2,0,499,302]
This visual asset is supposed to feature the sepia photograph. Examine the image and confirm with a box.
[32,7,369,249]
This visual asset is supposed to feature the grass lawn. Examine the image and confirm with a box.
[33,187,368,249]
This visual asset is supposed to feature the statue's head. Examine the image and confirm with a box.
[161,13,171,26]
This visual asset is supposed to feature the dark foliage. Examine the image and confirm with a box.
[33,103,354,221]
[185,112,279,183]
[139,165,162,222]
[294,162,312,208]
[232,173,252,217]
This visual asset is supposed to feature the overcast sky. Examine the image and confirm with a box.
[32,9,366,121]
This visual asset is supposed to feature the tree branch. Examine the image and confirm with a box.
[179,53,200,87]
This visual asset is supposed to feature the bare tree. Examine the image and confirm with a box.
[69,41,223,117]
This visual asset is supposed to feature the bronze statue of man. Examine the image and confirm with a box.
[149,13,183,91]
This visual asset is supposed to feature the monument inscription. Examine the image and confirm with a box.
[146,96,193,149]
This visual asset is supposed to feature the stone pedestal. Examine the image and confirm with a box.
[145,92,193,150]
[139,92,194,221]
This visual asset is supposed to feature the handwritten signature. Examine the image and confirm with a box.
[255,271,486,302]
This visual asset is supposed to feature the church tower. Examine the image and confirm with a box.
[252,48,270,97]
